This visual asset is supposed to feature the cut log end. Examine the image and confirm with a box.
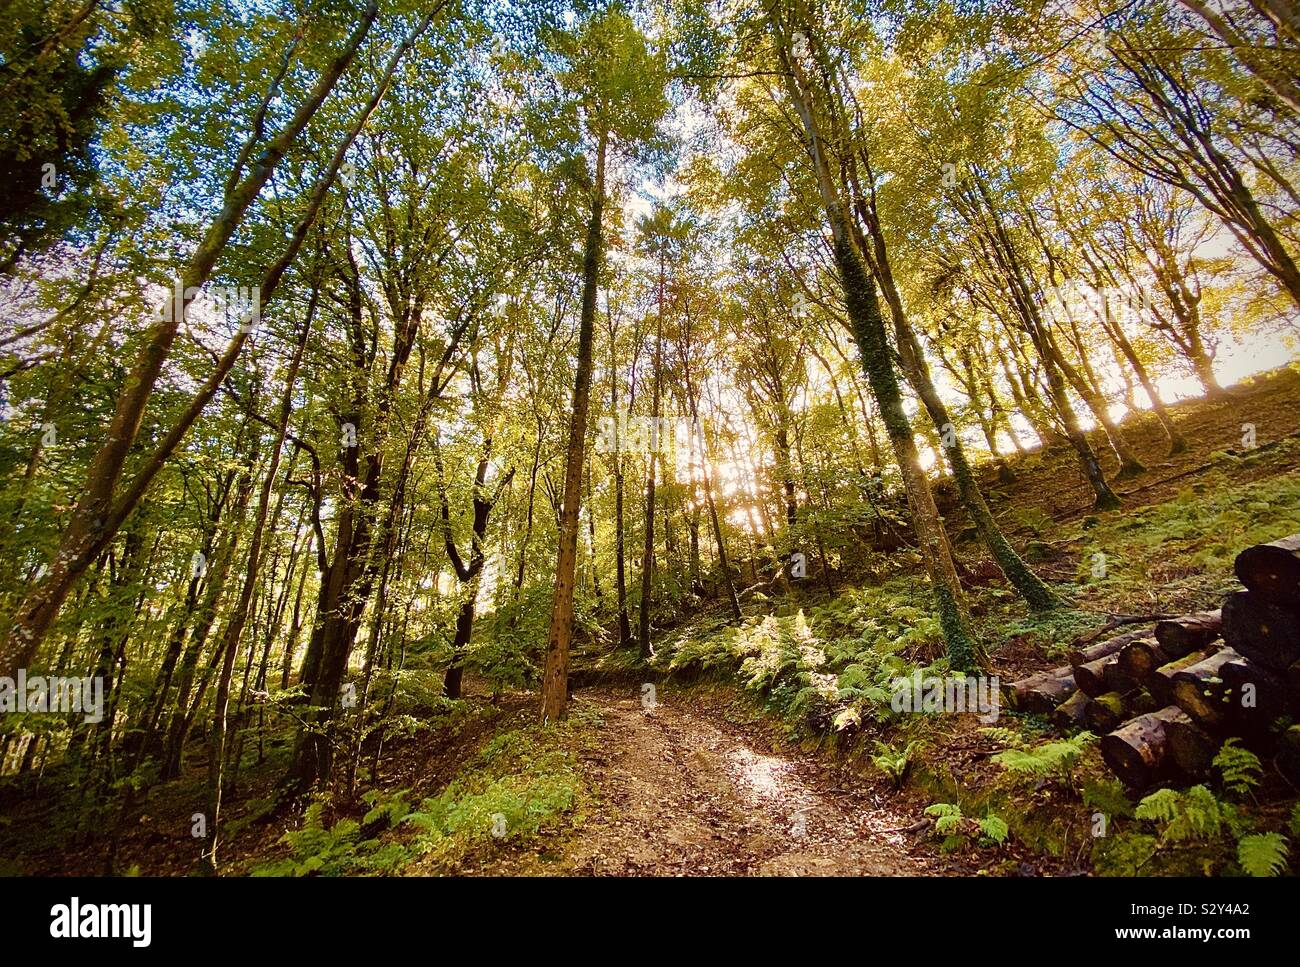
[1222,591,1300,672]
[1147,646,1221,707]
[1100,706,1190,789]
[1051,688,1091,730]
[1169,647,1241,730]
[1118,637,1168,682]
[1165,716,1216,781]
[1084,691,1128,734]
[1154,610,1222,658]
[1234,535,1300,606]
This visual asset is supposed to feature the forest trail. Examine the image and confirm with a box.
[514,687,937,876]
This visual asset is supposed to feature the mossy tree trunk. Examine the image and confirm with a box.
[771,16,981,669]
[851,180,1058,610]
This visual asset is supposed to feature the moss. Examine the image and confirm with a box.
[933,583,983,672]
[831,233,979,669]
[1093,489,1123,512]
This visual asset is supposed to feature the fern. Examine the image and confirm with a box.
[992,731,1095,789]
[923,803,1007,849]
[1128,784,1288,876]
[1083,779,1134,820]
[1135,785,1241,843]
[362,788,412,827]
[1093,831,1161,876]
[252,802,393,877]
[923,802,964,836]
[1237,833,1288,877]
[1213,738,1262,798]
[978,814,1009,846]
[1135,788,1186,826]
[833,660,897,725]
[978,726,1024,749]
[871,739,919,788]
[1290,802,1300,838]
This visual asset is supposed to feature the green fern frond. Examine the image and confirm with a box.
[1083,779,1134,820]
[1134,788,1181,824]
[924,802,964,835]
[978,726,1024,749]
[1237,833,1288,877]
[979,814,1009,845]
[923,802,961,817]
[871,739,918,786]
[1136,785,1231,843]
[1213,738,1262,798]
[992,731,1094,785]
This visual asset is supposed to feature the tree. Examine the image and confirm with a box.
[761,0,981,669]
[633,206,691,657]
[1,2,388,680]
[539,5,669,722]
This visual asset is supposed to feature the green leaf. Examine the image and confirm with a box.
[978,814,1009,845]
[1237,833,1288,877]
[1213,738,1262,798]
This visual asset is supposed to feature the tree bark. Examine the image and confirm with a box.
[205,289,315,867]
[540,130,607,723]
[637,261,664,660]
[771,15,978,669]
[1100,705,1188,788]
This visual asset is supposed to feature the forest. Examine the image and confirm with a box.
[1,0,1299,881]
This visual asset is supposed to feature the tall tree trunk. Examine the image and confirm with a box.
[852,184,1057,609]
[540,130,607,723]
[772,20,980,669]
[205,289,314,868]
[606,313,634,647]
[613,456,631,645]
[1042,321,1146,478]
[510,420,544,629]
[160,430,258,780]
[441,444,512,699]
[967,177,1122,509]
[585,461,601,606]
[1087,276,1188,453]
[279,529,312,690]
[637,262,664,661]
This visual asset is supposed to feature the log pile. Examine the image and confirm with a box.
[1007,534,1300,788]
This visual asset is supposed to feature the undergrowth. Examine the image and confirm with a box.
[648,439,1300,876]
[250,706,599,876]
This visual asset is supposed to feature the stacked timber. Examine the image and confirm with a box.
[1006,534,1300,788]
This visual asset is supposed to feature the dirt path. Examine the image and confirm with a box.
[537,687,940,876]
